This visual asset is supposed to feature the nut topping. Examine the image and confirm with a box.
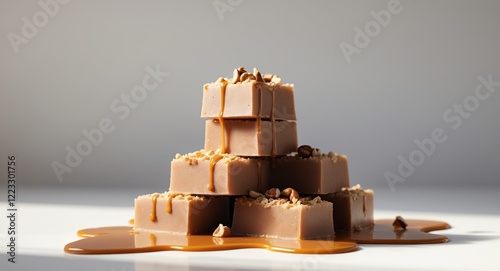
[212,224,231,237]
[297,145,313,158]
[263,73,273,82]
[281,187,300,203]
[265,188,281,199]
[249,190,263,199]
[253,68,264,82]
[392,216,408,230]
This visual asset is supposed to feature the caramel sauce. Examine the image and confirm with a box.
[149,193,160,222]
[166,193,178,214]
[149,233,157,246]
[208,154,224,192]
[64,219,450,255]
[218,81,228,153]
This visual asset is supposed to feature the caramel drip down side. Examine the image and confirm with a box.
[166,193,178,214]
[218,81,228,153]
[149,193,160,222]
[208,154,224,192]
[150,233,157,246]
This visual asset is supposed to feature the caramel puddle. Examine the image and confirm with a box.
[65,219,450,255]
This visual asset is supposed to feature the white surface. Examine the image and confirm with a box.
[1,185,499,271]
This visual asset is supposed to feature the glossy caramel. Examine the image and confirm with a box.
[64,219,449,255]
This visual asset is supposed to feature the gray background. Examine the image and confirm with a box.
[1,0,499,193]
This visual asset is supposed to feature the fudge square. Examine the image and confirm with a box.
[201,79,296,120]
[270,149,350,194]
[205,119,298,156]
[231,189,334,240]
[134,192,229,235]
[170,149,271,195]
[321,185,374,231]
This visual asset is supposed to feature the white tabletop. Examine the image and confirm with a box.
[1,184,499,271]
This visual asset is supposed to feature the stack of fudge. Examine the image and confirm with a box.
[134,67,374,240]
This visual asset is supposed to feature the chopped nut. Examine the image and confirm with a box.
[353,225,363,232]
[240,72,249,81]
[249,190,263,199]
[392,216,408,230]
[312,148,322,157]
[212,224,231,237]
[281,187,300,203]
[271,75,282,85]
[237,67,246,73]
[265,188,280,199]
[231,68,240,83]
[245,74,256,81]
[263,73,273,82]
[253,68,264,82]
[297,145,313,158]
[308,196,322,205]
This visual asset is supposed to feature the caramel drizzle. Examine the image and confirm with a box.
[149,233,157,246]
[166,193,179,214]
[208,154,224,192]
[149,193,160,222]
[218,81,228,153]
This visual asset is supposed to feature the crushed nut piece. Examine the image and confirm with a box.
[249,190,263,199]
[271,75,282,85]
[253,68,264,82]
[265,188,281,199]
[213,224,231,237]
[263,73,273,82]
[312,148,322,157]
[353,225,363,232]
[281,187,300,203]
[392,216,408,230]
[240,72,249,81]
[231,68,240,83]
[297,145,313,158]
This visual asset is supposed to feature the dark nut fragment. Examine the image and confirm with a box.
[297,145,313,158]
[353,225,363,232]
[237,67,246,73]
[240,72,249,81]
[213,224,231,237]
[392,216,408,230]
[281,187,300,203]
[265,188,280,199]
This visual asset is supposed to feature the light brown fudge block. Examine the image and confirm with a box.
[321,185,374,231]
[204,119,298,156]
[201,81,296,120]
[270,151,350,194]
[134,192,229,235]
[231,195,334,240]
[169,150,271,195]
